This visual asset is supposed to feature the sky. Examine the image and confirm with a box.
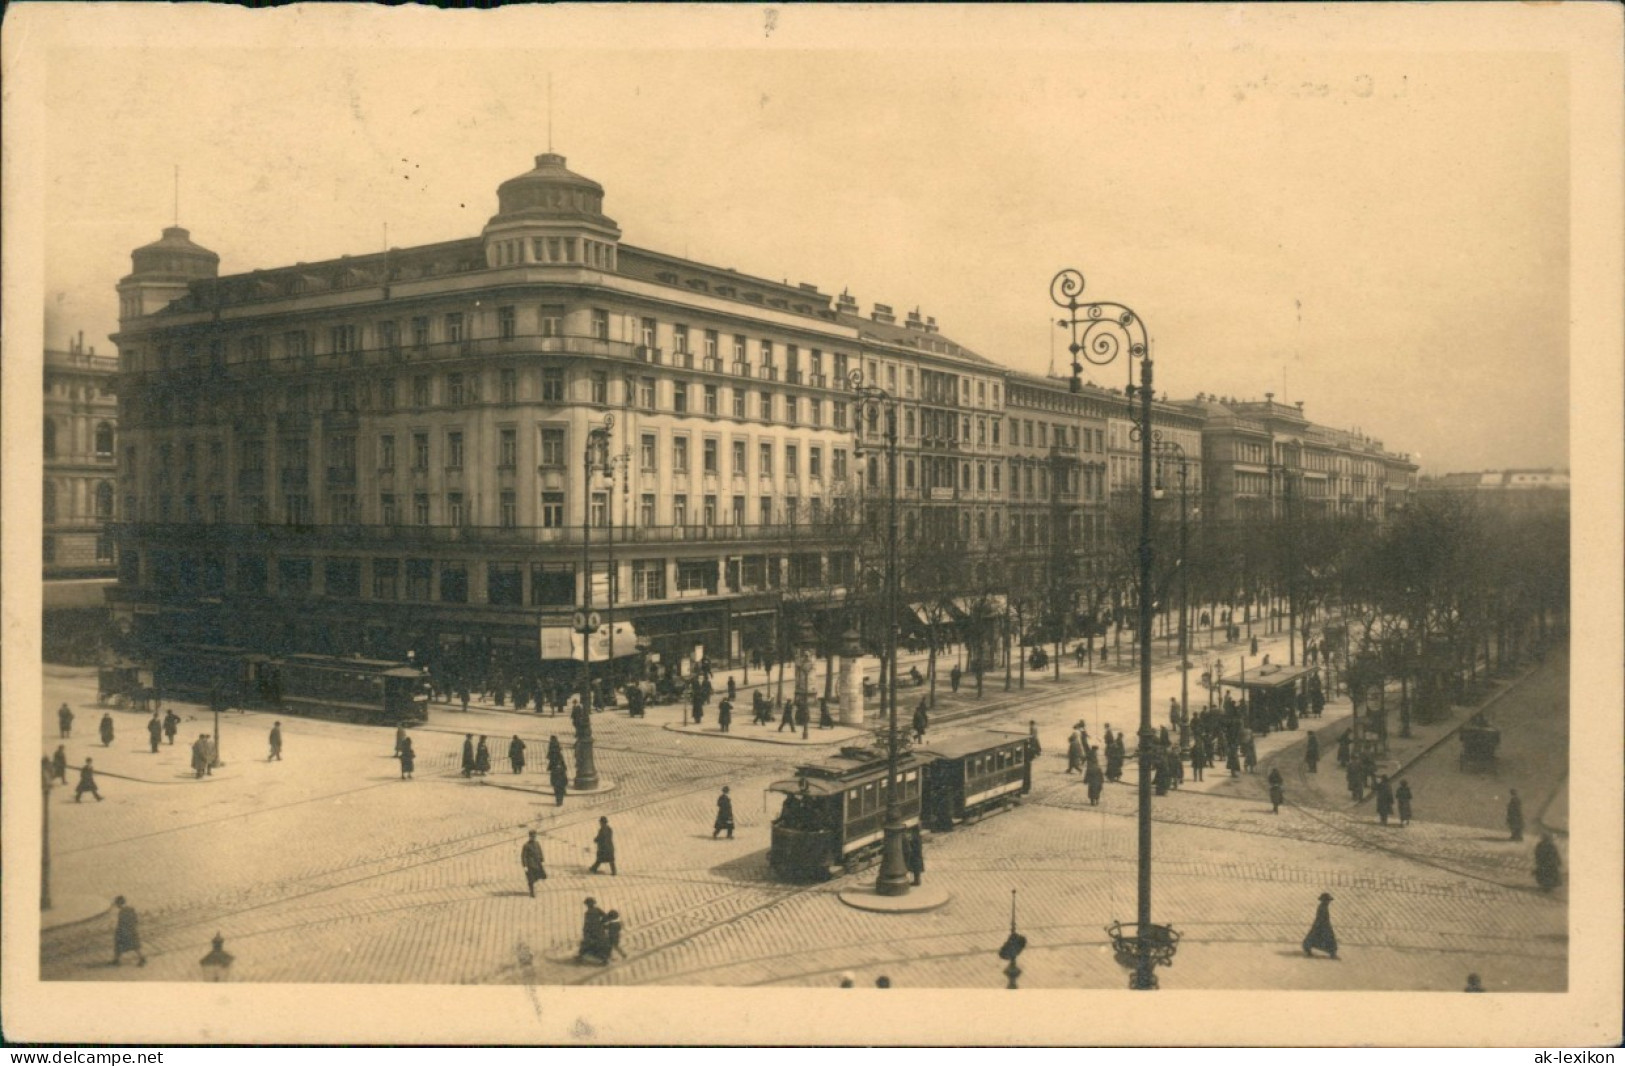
[35,7,1575,475]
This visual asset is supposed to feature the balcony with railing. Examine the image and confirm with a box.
[111,519,863,551]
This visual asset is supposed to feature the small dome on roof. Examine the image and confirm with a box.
[128,226,219,280]
[492,153,616,228]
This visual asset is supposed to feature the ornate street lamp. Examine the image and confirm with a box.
[797,616,816,740]
[1053,268,1174,989]
[199,932,235,981]
[574,415,614,791]
[849,368,909,898]
[998,889,1027,989]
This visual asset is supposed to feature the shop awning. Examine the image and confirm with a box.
[539,621,643,662]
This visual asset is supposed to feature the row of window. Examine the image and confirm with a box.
[44,420,115,459]
[43,481,116,524]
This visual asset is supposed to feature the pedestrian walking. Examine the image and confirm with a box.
[902,825,925,886]
[75,758,103,802]
[1189,737,1207,782]
[146,712,163,753]
[520,830,547,896]
[713,786,735,839]
[508,735,527,775]
[1336,730,1351,768]
[912,700,929,743]
[190,734,211,779]
[1375,775,1394,826]
[717,698,732,733]
[1225,743,1241,778]
[577,897,608,963]
[58,702,74,738]
[1396,779,1413,827]
[691,687,705,726]
[163,710,180,746]
[1533,832,1562,892]
[1305,730,1319,773]
[1268,767,1285,814]
[1301,892,1339,959]
[1066,730,1084,774]
[1346,759,1365,803]
[474,735,492,776]
[461,734,475,778]
[99,712,115,748]
[394,725,408,756]
[1243,735,1258,774]
[777,698,795,733]
[398,736,416,779]
[727,676,737,702]
[51,745,68,783]
[589,816,617,875]
[601,909,628,960]
[549,758,569,807]
[1084,755,1104,805]
[1506,789,1525,841]
[111,896,146,967]
[268,721,283,761]
[950,664,961,693]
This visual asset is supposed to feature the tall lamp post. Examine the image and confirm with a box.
[574,415,614,791]
[1053,268,1175,989]
[1155,441,1192,722]
[849,368,909,898]
[40,757,53,911]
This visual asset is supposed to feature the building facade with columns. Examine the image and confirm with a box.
[108,153,1009,671]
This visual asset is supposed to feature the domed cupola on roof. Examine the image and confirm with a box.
[117,226,220,321]
[482,153,622,271]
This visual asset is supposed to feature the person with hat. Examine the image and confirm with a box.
[713,786,735,839]
[147,712,163,754]
[508,735,527,775]
[1301,892,1339,959]
[520,830,547,896]
[58,702,74,738]
[1375,775,1395,826]
[1268,767,1286,814]
[75,758,103,802]
[111,896,146,967]
[589,816,617,875]
[397,736,416,779]
[191,734,212,779]
[577,897,607,963]
[51,745,68,784]
[268,721,283,762]
[474,735,492,777]
[99,712,115,748]
[163,709,180,746]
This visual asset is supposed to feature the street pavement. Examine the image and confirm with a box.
[36,623,1566,991]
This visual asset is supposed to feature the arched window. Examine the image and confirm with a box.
[95,481,114,519]
[95,422,114,457]
[44,419,57,459]
[43,481,57,525]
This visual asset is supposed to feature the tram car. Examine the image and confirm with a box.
[153,644,275,708]
[767,730,1034,881]
[916,730,1033,832]
[270,654,430,726]
[768,749,927,881]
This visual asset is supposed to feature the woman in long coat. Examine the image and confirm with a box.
[1084,755,1105,806]
[1374,776,1395,825]
[549,759,569,807]
[474,736,492,776]
[1534,832,1562,891]
[1301,892,1338,958]
[1066,730,1085,774]
[1268,767,1285,814]
[589,816,617,875]
[100,713,116,747]
[461,734,476,778]
[508,735,527,775]
[398,737,416,779]
[712,786,735,839]
[112,896,145,967]
[1395,779,1413,826]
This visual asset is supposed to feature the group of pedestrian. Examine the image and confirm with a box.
[576,896,626,965]
[460,734,493,777]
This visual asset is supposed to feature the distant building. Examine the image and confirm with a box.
[1418,468,1569,514]
[44,332,119,661]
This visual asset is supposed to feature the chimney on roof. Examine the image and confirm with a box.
[77,330,85,353]
[925,315,938,333]
[1265,392,1274,404]
[836,289,859,314]
[798,282,820,294]
[872,303,896,325]
[1295,400,1305,413]
[905,308,924,330]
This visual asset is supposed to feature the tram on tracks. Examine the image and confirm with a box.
[152,644,275,708]
[271,654,431,726]
[767,729,1032,881]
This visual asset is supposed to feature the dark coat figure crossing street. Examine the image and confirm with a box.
[902,825,925,885]
[99,713,115,748]
[474,736,492,776]
[461,734,476,778]
[777,698,796,732]
[590,816,617,875]
[59,702,74,738]
[912,701,929,743]
[1084,757,1104,805]
[191,735,212,779]
[112,896,146,966]
[577,897,608,963]
[268,721,283,761]
[1375,776,1394,825]
[75,759,103,801]
[1396,779,1413,826]
[717,698,732,733]
[398,737,415,779]
[1305,730,1319,773]
[147,713,163,753]
[601,910,627,960]
[1268,767,1285,814]
[520,830,547,895]
[1302,892,1339,959]
[713,786,735,839]
[508,735,527,774]
[163,710,180,746]
[51,745,68,784]
[1534,832,1562,892]
[1066,730,1084,774]
[549,760,569,807]
[1506,790,1525,841]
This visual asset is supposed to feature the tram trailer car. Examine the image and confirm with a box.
[916,730,1033,832]
[768,751,927,882]
[271,655,430,726]
[153,644,275,707]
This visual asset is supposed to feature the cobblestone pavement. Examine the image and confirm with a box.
[36,629,1566,990]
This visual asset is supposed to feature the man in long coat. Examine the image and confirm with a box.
[147,713,163,753]
[508,735,527,775]
[58,703,74,738]
[717,698,732,733]
[460,734,476,778]
[902,825,925,886]
[163,710,180,746]
[1396,779,1414,826]
[1301,892,1338,958]
[191,734,212,779]
[51,745,69,784]
[474,736,492,776]
[1084,755,1105,806]
[112,896,146,966]
[912,701,929,743]
[1374,775,1395,826]
[520,830,547,896]
[1305,730,1320,773]
[1534,832,1562,892]
[75,758,103,802]
[713,786,735,839]
[268,721,283,761]
[99,712,115,748]
[1268,767,1286,814]
[1506,789,1525,841]
[577,897,607,963]
[589,816,617,875]
[1066,730,1085,774]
